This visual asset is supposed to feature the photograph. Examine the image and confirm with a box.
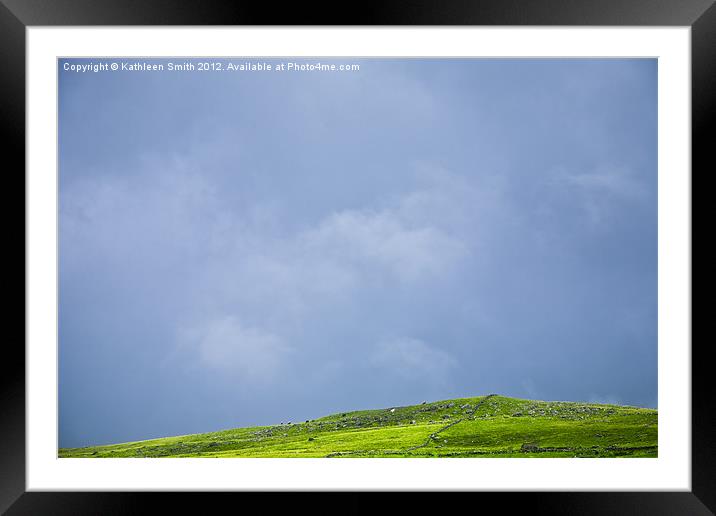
[8,1,708,508]
[57,56,658,459]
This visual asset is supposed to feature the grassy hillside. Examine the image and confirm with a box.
[59,395,657,458]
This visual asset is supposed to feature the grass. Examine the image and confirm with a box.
[58,394,657,458]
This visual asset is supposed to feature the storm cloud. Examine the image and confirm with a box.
[59,58,657,447]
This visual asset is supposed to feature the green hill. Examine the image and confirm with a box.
[58,394,657,458]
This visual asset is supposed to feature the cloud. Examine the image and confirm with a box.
[193,316,291,382]
[300,207,467,284]
[60,151,488,394]
[552,164,650,224]
[193,168,474,327]
[192,203,468,334]
[61,152,480,385]
[61,152,480,384]
[560,164,647,199]
[370,337,457,384]
[60,155,227,266]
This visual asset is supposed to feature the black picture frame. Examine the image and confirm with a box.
[4,0,710,513]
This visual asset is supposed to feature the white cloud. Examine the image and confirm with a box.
[195,316,290,382]
[552,164,650,224]
[370,337,457,383]
[560,164,647,200]
[63,152,481,379]
[197,170,474,326]
[60,156,228,263]
[300,207,467,283]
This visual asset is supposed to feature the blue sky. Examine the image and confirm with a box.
[59,58,657,448]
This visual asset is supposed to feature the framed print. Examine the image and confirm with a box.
[6,0,711,512]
